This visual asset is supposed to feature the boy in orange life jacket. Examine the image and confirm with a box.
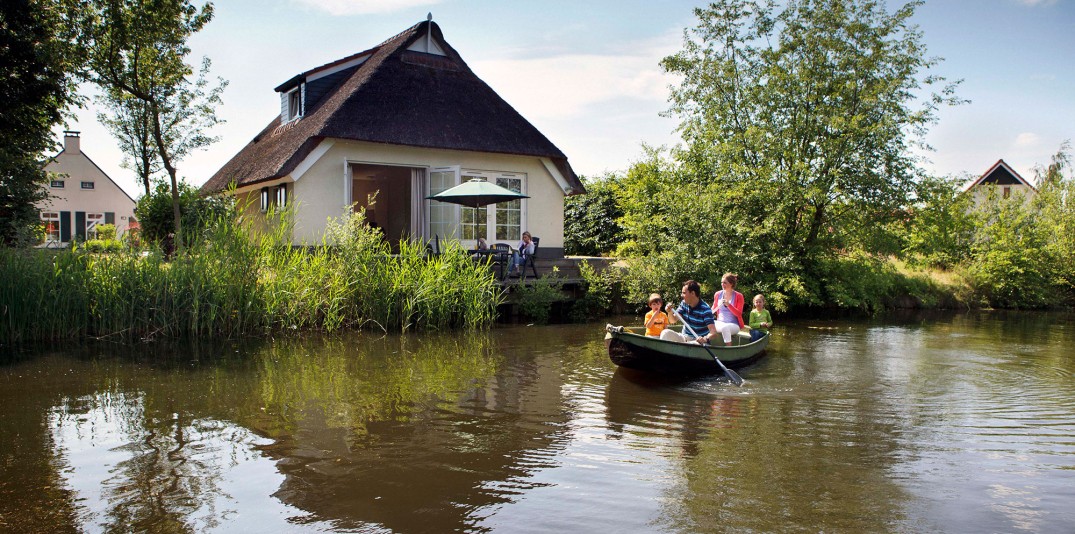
[644,293,668,337]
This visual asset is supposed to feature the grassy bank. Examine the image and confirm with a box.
[0,211,501,344]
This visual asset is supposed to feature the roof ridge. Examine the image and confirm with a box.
[374,19,424,49]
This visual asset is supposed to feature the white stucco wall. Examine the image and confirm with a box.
[244,140,568,251]
[38,134,137,238]
[965,183,1036,207]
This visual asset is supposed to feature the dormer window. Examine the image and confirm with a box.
[288,88,302,121]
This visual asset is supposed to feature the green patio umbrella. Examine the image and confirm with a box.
[425,178,529,208]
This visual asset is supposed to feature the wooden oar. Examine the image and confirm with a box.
[672,308,745,386]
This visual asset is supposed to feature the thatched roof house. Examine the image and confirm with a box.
[204,17,584,256]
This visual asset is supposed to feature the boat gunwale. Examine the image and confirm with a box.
[607,325,769,362]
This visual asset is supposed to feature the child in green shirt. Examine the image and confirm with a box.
[748,294,773,342]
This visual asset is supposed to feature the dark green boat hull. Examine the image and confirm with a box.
[605,325,769,376]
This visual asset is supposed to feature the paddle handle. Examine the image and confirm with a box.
[671,308,745,387]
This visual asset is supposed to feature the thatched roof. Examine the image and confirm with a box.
[202,20,583,194]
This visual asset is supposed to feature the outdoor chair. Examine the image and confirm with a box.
[490,243,511,279]
[520,236,539,280]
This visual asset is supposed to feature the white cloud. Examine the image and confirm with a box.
[1017,0,1057,6]
[474,54,673,119]
[471,32,682,121]
[1015,132,1041,147]
[290,0,439,16]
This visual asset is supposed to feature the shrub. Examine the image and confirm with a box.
[134,182,231,247]
[962,190,1061,308]
[95,223,117,241]
[516,271,564,324]
[564,174,624,256]
[81,239,124,254]
[569,260,620,321]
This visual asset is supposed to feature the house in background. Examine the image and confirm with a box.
[202,17,585,258]
[38,131,137,245]
[963,159,1037,204]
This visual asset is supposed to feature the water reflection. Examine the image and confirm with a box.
[50,392,308,532]
[1,312,1074,532]
[250,333,572,533]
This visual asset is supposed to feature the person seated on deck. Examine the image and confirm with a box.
[661,280,719,345]
[713,272,745,346]
[507,231,535,276]
[748,293,773,342]
[644,293,668,337]
[471,237,488,259]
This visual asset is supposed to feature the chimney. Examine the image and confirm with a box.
[63,130,81,155]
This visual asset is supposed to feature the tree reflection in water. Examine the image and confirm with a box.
[21,329,574,532]
[49,391,310,532]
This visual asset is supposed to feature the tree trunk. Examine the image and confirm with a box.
[149,102,182,243]
[805,203,826,254]
[141,156,151,196]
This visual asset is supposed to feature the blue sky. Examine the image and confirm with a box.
[58,0,1075,198]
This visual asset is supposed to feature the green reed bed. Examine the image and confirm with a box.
[0,210,501,344]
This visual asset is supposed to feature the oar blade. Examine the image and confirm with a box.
[724,367,745,386]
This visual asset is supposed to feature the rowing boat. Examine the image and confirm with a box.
[605,324,769,375]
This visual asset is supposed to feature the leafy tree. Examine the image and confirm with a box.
[85,0,225,243]
[902,175,974,269]
[965,188,1058,308]
[1034,139,1071,191]
[0,0,85,246]
[1032,141,1074,300]
[135,181,230,246]
[564,173,625,256]
[97,91,161,196]
[636,0,962,304]
[951,143,1074,308]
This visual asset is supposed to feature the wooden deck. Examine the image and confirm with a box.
[493,256,616,285]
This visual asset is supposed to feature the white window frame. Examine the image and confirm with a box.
[275,184,288,209]
[41,212,60,243]
[80,181,95,190]
[86,213,104,239]
[260,187,270,212]
[427,166,460,241]
[50,180,65,189]
[288,88,302,121]
[459,169,526,245]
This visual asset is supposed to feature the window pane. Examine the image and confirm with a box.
[460,206,487,241]
[86,213,103,238]
[495,176,522,241]
[428,171,456,239]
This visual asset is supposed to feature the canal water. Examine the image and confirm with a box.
[1,311,1073,533]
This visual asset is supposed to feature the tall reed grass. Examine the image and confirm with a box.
[0,206,501,344]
